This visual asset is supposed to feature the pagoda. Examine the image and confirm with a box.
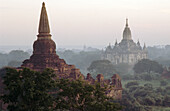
[21,2,83,79]
[102,19,147,64]
[19,2,122,99]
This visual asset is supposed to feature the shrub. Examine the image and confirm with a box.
[160,80,168,86]
[125,81,139,88]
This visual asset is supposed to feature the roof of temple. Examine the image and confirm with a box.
[38,2,51,37]
[105,19,147,53]
[123,18,132,40]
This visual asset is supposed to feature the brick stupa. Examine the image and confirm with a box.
[21,2,84,79]
[18,2,122,99]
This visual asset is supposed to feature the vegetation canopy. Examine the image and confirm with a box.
[0,68,122,111]
[1,68,56,111]
[133,59,163,74]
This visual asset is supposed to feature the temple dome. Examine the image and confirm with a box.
[33,39,56,54]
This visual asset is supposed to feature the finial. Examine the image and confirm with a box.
[126,18,128,27]
[42,2,45,7]
[137,39,140,46]
[38,2,51,37]
[115,39,118,45]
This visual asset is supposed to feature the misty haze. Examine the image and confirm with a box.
[0,0,170,111]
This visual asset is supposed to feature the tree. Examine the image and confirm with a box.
[133,59,163,74]
[7,61,22,67]
[0,68,56,111]
[163,95,170,106]
[87,60,117,78]
[114,63,133,75]
[160,80,168,86]
[8,50,30,62]
[0,50,30,68]
[125,81,139,88]
[57,50,101,72]
[55,79,122,111]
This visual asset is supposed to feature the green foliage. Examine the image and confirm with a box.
[8,50,30,61]
[0,68,122,111]
[55,79,122,111]
[87,60,117,78]
[160,80,168,86]
[114,63,134,75]
[133,59,163,74]
[122,72,161,81]
[7,61,22,67]
[125,81,139,88]
[1,68,56,111]
[144,97,155,105]
[163,95,170,107]
[121,81,170,111]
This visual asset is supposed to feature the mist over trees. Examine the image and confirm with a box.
[0,50,30,68]
[133,59,163,74]
[148,45,170,66]
[1,45,170,73]
[57,50,102,74]
[0,46,170,111]
[87,60,133,78]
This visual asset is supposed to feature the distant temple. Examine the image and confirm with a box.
[102,19,147,64]
[0,3,122,110]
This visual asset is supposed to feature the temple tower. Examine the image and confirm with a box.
[21,2,59,71]
[123,18,132,40]
[102,19,148,64]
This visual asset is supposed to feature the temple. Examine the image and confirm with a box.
[102,19,148,64]
[0,3,122,110]
[21,2,122,99]
[20,3,83,79]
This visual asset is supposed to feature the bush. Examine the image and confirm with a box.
[133,59,163,74]
[163,95,170,106]
[144,97,155,106]
[134,73,161,81]
[125,81,139,88]
[160,80,168,86]
[121,75,135,80]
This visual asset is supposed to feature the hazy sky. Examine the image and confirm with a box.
[1,0,170,48]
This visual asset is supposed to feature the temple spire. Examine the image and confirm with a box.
[143,43,146,50]
[137,39,140,46]
[38,2,51,37]
[126,18,128,27]
[123,18,132,40]
[115,39,118,46]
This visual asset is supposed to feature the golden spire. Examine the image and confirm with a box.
[38,2,51,37]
